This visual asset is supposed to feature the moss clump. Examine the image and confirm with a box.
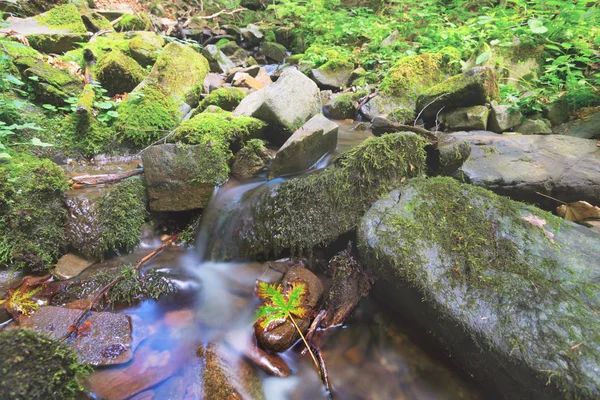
[96,50,146,97]
[172,111,266,146]
[194,87,247,115]
[114,13,151,32]
[0,39,42,58]
[145,42,210,106]
[62,33,131,69]
[20,57,82,105]
[117,87,181,146]
[34,5,87,33]
[0,329,89,400]
[207,133,427,259]
[81,10,113,32]
[128,31,164,67]
[325,91,366,120]
[0,153,69,271]
[388,107,416,124]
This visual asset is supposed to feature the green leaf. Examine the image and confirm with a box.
[476,52,489,65]
[255,280,310,329]
[107,110,119,118]
[0,152,11,159]
[3,74,24,86]
[95,101,114,110]
[528,19,548,34]
[27,75,39,82]
[30,137,53,147]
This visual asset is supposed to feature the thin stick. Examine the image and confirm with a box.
[535,191,567,204]
[288,314,321,375]
[135,129,176,156]
[194,7,247,20]
[414,94,447,126]
[61,234,179,341]
[309,342,334,399]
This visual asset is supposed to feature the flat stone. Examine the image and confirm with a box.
[54,253,95,280]
[20,306,136,366]
[553,109,600,139]
[488,103,522,133]
[270,114,338,178]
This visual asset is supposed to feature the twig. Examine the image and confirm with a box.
[194,7,247,20]
[435,105,445,132]
[61,234,180,341]
[135,129,176,156]
[1,44,13,57]
[535,191,567,204]
[414,94,448,126]
[309,342,334,399]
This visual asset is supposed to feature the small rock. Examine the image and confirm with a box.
[514,118,552,135]
[311,61,354,90]
[232,72,265,91]
[240,24,264,47]
[543,97,570,126]
[380,30,402,47]
[231,140,270,180]
[553,109,600,139]
[54,253,95,280]
[488,103,522,133]
[201,44,235,74]
[440,105,490,131]
[359,94,403,121]
[203,73,225,93]
[260,41,287,63]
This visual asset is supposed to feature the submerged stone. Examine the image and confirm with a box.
[54,253,95,280]
[358,177,600,399]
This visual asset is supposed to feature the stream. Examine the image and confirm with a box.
[70,120,484,399]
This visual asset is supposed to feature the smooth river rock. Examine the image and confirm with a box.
[358,177,600,399]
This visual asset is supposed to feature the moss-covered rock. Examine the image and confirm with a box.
[201,44,235,74]
[194,87,247,115]
[62,33,131,68]
[387,107,416,124]
[0,38,42,58]
[18,56,83,105]
[0,329,89,400]
[15,0,69,16]
[65,176,147,259]
[231,139,270,180]
[204,133,427,259]
[128,31,164,67]
[260,41,287,63]
[416,66,500,120]
[0,154,69,271]
[440,105,490,131]
[34,4,87,33]
[311,59,354,90]
[323,91,366,120]
[81,9,112,33]
[358,176,600,399]
[96,50,146,97]
[114,13,151,32]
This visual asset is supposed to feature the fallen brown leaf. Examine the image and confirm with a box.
[557,201,600,222]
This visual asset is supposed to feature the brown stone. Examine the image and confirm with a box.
[54,253,95,280]
[232,72,266,91]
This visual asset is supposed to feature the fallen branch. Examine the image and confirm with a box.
[414,93,447,126]
[371,117,438,144]
[193,7,247,20]
[70,168,143,188]
[61,234,180,341]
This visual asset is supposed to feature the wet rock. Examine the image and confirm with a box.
[241,0,266,10]
[240,24,264,47]
[128,31,165,67]
[194,87,246,115]
[440,105,489,131]
[261,41,287,63]
[359,94,404,121]
[0,269,23,322]
[221,41,250,66]
[202,44,236,74]
[96,50,146,97]
[255,265,324,352]
[231,139,270,180]
[553,109,600,139]
[311,61,354,90]
[1,5,88,53]
[270,114,338,178]
[453,131,600,209]
[205,133,427,260]
[488,103,522,133]
[514,118,552,135]
[54,253,95,280]
[416,67,500,120]
[543,97,570,126]
[226,331,291,377]
[358,177,600,399]
[234,68,322,145]
[202,343,265,400]
[142,144,219,211]
[20,306,137,366]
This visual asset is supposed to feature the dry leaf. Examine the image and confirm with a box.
[522,215,546,228]
[557,201,600,222]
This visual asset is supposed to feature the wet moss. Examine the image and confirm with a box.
[96,50,146,97]
[34,5,87,33]
[0,153,69,271]
[0,329,89,400]
[194,87,247,115]
[114,13,151,32]
[325,91,366,120]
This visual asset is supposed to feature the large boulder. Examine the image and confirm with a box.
[270,114,338,178]
[260,41,287,63]
[359,94,404,121]
[96,50,146,97]
[203,133,428,259]
[453,131,600,209]
[233,68,322,145]
[416,67,499,120]
[358,177,600,399]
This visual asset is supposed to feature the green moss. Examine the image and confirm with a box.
[319,59,354,73]
[326,91,366,119]
[34,5,87,33]
[81,10,113,32]
[128,32,164,67]
[0,329,89,400]
[117,87,181,146]
[96,50,146,96]
[388,107,416,124]
[194,87,247,115]
[0,39,42,58]
[62,33,131,68]
[564,87,600,110]
[215,38,231,48]
[172,111,266,146]
[21,58,82,105]
[0,153,69,271]
[114,13,151,32]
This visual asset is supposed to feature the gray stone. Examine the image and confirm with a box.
[21,306,138,366]
[553,110,600,139]
[358,177,600,400]
[203,73,225,93]
[311,62,354,90]
[323,92,364,120]
[453,131,600,208]
[359,94,404,121]
[201,44,235,74]
[142,144,218,211]
[380,30,401,47]
[233,68,322,145]
[430,135,471,176]
[240,24,263,47]
[128,31,164,67]
[231,141,270,180]
[440,105,489,131]
[270,114,338,178]
[543,97,570,126]
[260,41,287,63]
[54,253,95,280]
[514,118,552,135]
[488,103,522,133]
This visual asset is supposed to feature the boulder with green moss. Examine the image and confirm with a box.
[13,0,69,16]
[201,44,235,74]
[440,105,490,131]
[231,139,270,180]
[63,32,131,68]
[358,176,600,399]
[65,176,147,259]
[15,56,82,105]
[387,107,416,124]
[96,50,146,96]
[514,118,552,135]
[204,133,427,259]
[260,41,287,63]
[0,329,89,399]
[311,60,354,90]
[234,68,322,145]
[114,13,150,32]
[220,41,250,66]
[323,91,366,120]
[194,87,246,115]
[128,31,164,67]
[81,9,112,32]
[0,154,69,271]
[416,66,500,120]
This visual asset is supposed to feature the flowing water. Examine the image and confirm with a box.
[75,121,484,399]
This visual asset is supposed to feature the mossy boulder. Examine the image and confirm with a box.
[311,59,354,90]
[17,57,82,105]
[260,41,287,63]
[81,9,112,33]
[65,176,147,259]
[14,0,69,16]
[0,329,88,400]
[323,91,366,120]
[204,133,427,259]
[0,154,69,271]
[358,176,600,399]
[440,105,490,131]
[114,13,151,32]
[128,31,164,67]
[34,4,87,33]
[416,66,500,120]
[194,87,247,116]
[234,68,322,145]
[231,139,270,180]
[387,107,416,125]
[96,50,146,97]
